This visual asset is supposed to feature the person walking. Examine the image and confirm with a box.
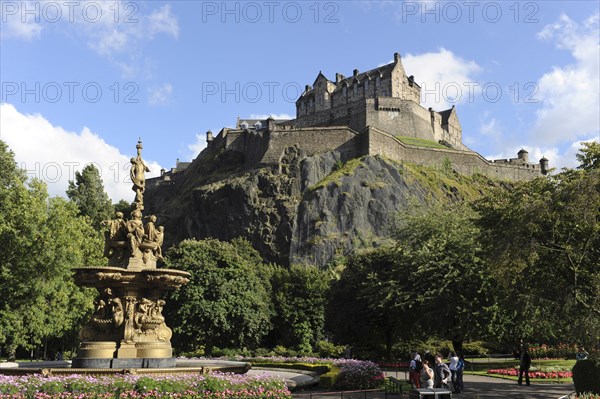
[409,351,422,388]
[518,345,532,386]
[454,352,465,393]
[421,360,434,389]
[448,351,459,390]
[434,354,452,389]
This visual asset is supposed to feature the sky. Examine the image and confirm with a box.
[1,0,599,202]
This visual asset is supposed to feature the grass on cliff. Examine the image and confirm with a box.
[311,158,364,190]
[395,135,449,149]
[388,157,501,202]
[310,155,500,203]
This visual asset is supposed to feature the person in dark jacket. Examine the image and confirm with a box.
[434,354,452,389]
[518,345,531,386]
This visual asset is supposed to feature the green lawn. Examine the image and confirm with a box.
[395,135,449,149]
[464,358,575,372]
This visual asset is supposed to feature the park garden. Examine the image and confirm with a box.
[1,140,599,396]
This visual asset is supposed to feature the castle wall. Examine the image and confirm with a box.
[366,98,435,142]
[261,127,363,165]
[224,130,271,165]
[366,128,543,180]
[293,99,368,133]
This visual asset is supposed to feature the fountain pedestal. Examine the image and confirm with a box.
[72,266,190,368]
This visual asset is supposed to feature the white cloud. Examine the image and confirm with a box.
[485,137,599,170]
[186,133,208,160]
[532,14,600,144]
[0,103,162,202]
[1,2,179,77]
[479,115,502,140]
[148,83,173,106]
[401,48,482,110]
[0,1,42,40]
[147,4,179,39]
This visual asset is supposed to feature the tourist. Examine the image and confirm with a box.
[421,360,434,388]
[576,347,589,361]
[409,351,422,388]
[434,354,452,389]
[448,351,459,390]
[455,352,465,394]
[518,345,531,386]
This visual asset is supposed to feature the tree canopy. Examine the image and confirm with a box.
[165,238,274,355]
[474,143,600,345]
[0,141,102,358]
[66,164,113,227]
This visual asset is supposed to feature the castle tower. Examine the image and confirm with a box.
[518,149,529,163]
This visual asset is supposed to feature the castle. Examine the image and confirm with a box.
[151,52,548,186]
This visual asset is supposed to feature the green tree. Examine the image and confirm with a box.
[576,141,600,171]
[327,247,411,359]
[66,164,113,227]
[328,203,493,358]
[113,199,132,215]
[0,141,102,359]
[393,202,493,349]
[474,144,600,345]
[269,264,330,353]
[165,238,274,355]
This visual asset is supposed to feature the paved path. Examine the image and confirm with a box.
[452,374,574,399]
[291,374,575,399]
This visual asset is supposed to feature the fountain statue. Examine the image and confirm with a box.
[71,140,190,368]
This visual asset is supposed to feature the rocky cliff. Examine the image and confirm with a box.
[145,147,497,267]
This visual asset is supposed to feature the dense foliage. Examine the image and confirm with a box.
[573,356,600,395]
[66,164,114,227]
[268,264,330,353]
[0,141,102,359]
[474,144,600,345]
[165,239,274,355]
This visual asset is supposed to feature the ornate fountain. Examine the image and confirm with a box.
[71,140,190,369]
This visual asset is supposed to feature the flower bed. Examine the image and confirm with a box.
[0,372,291,399]
[332,359,384,389]
[529,343,578,359]
[487,368,572,379]
[244,357,384,390]
[376,361,410,369]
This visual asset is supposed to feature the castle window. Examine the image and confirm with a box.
[241,121,249,129]
[376,76,381,87]
[254,121,262,129]
[343,86,347,97]
[353,83,358,95]
[365,79,369,92]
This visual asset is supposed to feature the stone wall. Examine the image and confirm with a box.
[367,98,435,142]
[261,127,364,164]
[292,99,368,133]
[366,127,544,179]
[223,129,271,165]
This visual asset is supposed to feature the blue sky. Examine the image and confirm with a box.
[1,0,599,201]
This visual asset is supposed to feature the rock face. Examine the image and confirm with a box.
[145,148,491,267]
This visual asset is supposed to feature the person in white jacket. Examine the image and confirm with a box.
[448,352,459,391]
